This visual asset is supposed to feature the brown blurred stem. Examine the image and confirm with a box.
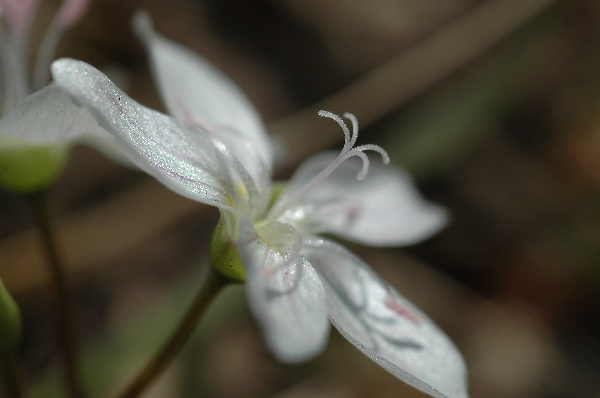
[26,191,86,398]
[268,0,558,167]
[1,352,25,398]
[115,268,229,398]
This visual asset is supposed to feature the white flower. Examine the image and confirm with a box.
[0,0,94,111]
[0,0,114,192]
[49,18,469,398]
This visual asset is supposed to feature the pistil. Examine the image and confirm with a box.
[268,111,389,221]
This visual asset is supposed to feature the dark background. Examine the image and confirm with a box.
[2,0,600,397]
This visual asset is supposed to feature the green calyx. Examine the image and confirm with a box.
[210,183,290,283]
[210,218,246,282]
[0,144,69,194]
[0,278,21,353]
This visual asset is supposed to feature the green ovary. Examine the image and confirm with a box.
[0,145,69,193]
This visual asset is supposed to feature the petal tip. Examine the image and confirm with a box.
[132,9,153,41]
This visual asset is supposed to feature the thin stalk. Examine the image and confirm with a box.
[115,269,230,398]
[26,191,86,398]
[1,352,25,398]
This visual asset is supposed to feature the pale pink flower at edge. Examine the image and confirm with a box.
[49,14,470,398]
[0,0,120,193]
[0,0,113,155]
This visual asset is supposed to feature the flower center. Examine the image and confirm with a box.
[268,110,389,220]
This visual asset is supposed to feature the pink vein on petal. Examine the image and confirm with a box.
[384,295,420,325]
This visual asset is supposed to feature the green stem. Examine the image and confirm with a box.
[26,191,86,398]
[115,269,230,398]
[1,352,25,398]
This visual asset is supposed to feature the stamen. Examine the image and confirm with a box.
[318,110,351,148]
[269,111,390,220]
[342,112,359,148]
[346,150,369,181]
[354,144,391,164]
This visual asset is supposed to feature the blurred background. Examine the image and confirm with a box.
[1,0,600,397]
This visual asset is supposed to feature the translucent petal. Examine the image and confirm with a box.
[76,126,136,167]
[51,58,237,211]
[0,84,97,148]
[303,237,469,398]
[236,217,329,363]
[133,11,272,191]
[277,152,448,246]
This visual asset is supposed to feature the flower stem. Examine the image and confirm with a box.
[26,191,86,398]
[115,269,230,398]
[1,352,25,398]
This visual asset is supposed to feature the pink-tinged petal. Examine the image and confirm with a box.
[303,237,469,398]
[276,152,448,246]
[51,58,237,211]
[57,0,93,27]
[236,217,329,363]
[0,84,98,146]
[133,12,272,189]
[0,0,39,34]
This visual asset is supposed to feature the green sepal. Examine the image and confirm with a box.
[210,218,246,282]
[0,278,21,353]
[0,144,69,194]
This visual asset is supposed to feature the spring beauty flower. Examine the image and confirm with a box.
[51,57,469,398]
[50,22,469,398]
[0,0,108,193]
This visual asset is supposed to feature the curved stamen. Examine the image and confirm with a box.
[340,149,370,181]
[342,112,359,148]
[269,111,389,220]
[318,110,351,149]
[354,143,390,164]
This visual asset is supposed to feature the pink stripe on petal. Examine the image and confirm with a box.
[384,295,420,324]
[57,0,92,27]
[0,0,40,34]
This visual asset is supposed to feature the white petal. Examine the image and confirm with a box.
[76,127,136,167]
[51,58,237,210]
[236,217,329,363]
[0,84,97,147]
[277,152,448,246]
[303,238,469,398]
[133,12,273,188]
